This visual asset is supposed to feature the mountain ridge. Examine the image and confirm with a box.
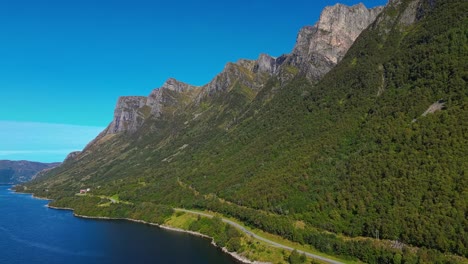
[98,3,383,137]
[23,0,467,262]
[63,2,383,165]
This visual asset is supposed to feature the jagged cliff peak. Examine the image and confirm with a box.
[228,54,280,75]
[95,2,385,136]
[254,53,279,75]
[102,78,200,136]
[106,96,148,135]
[160,77,199,93]
[58,1,387,165]
[235,59,256,70]
[309,3,384,63]
[285,3,383,80]
[214,3,385,84]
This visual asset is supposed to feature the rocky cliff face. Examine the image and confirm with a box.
[107,96,148,134]
[280,3,384,80]
[197,3,384,89]
[254,54,279,75]
[199,59,268,98]
[300,3,383,64]
[101,78,199,136]
[199,3,384,95]
[147,78,198,116]
[93,2,384,138]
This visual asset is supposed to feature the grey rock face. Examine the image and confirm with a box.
[103,78,199,135]
[206,3,384,84]
[107,96,148,134]
[282,3,384,80]
[146,89,164,117]
[147,78,198,116]
[254,54,279,75]
[235,59,256,71]
[199,59,270,98]
[399,1,420,25]
[308,4,383,64]
[98,2,385,136]
[197,3,385,97]
[161,78,198,93]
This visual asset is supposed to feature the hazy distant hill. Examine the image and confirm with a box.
[0,160,60,184]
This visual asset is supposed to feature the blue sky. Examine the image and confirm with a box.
[0,121,103,162]
[0,0,387,162]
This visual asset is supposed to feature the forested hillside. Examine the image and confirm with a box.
[23,0,467,262]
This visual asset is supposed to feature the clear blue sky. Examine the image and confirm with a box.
[0,0,387,162]
[0,121,103,162]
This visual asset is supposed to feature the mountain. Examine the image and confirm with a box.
[22,0,467,263]
[58,3,384,165]
[0,160,60,184]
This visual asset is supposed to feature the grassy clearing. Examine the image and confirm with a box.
[164,211,292,264]
[220,216,355,264]
[181,209,353,263]
[167,210,351,264]
[76,193,132,205]
[164,211,198,230]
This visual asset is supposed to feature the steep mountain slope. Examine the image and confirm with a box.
[0,160,60,184]
[23,0,467,262]
[35,2,382,181]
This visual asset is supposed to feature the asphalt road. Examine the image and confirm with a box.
[174,208,344,264]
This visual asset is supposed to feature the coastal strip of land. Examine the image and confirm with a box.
[47,205,266,264]
[48,202,345,264]
[174,209,344,264]
[15,190,348,264]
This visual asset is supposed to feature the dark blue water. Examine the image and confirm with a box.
[0,185,237,264]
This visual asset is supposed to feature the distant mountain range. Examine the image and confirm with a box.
[0,160,60,184]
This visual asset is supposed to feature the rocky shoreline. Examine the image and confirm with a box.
[46,204,268,264]
[13,187,270,264]
[10,190,52,201]
[32,195,52,201]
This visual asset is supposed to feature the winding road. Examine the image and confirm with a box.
[174,208,344,264]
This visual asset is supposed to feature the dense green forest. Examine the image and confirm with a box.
[22,0,467,263]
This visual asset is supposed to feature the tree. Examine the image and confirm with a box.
[393,253,402,264]
[288,249,306,264]
[226,237,242,252]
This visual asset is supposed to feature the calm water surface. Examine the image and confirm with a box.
[0,185,237,264]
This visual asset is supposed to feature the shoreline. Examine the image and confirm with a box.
[13,191,52,201]
[46,204,265,264]
[32,195,53,201]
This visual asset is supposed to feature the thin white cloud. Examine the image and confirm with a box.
[0,120,104,131]
[0,121,105,162]
[0,150,78,156]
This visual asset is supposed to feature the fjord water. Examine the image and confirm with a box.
[0,185,237,264]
